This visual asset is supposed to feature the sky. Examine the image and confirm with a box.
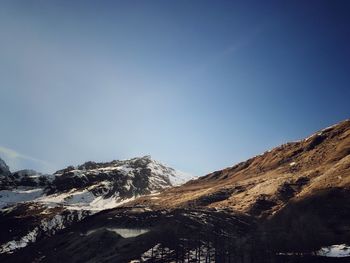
[0,0,349,175]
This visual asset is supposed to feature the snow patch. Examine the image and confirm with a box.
[0,188,44,209]
[0,210,89,254]
[0,227,39,254]
[87,228,149,238]
[316,244,350,258]
[38,188,136,212]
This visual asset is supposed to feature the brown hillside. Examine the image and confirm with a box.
[130,119,350,217]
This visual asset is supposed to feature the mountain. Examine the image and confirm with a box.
[1,120,350,262]
[0,156,192,254]
[131,120,350,216]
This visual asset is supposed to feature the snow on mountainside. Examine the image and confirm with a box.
[0,169,54,209]
[0,155,192,210]
[0,188,44,209]
[41,155,192,210]
[0,155,193,254]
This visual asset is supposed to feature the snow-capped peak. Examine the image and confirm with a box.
[143,157,193,186]
[54,155,193,187]
[0,155,193,255]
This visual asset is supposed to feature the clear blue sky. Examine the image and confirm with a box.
[0,0,349,175]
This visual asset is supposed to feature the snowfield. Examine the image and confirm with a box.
[0,156,193,211]
[0,188,44,209]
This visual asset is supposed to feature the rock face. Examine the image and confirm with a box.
[0,158,10,175]
[0,158,13,190]
[0,163,54,191]
[48,155,190,199]
[0,156,192,254]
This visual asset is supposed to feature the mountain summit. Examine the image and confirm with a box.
[0,156,192,254]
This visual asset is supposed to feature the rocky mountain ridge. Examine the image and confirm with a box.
[130,120,350,218]
[0,156,192,254]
